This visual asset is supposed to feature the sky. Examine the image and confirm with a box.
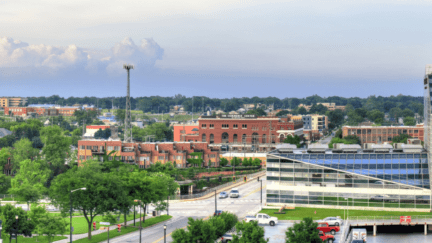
[1,0,432,99]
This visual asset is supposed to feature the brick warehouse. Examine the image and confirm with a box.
[180,114,304,148]
[342,125,424,145]
[77,140,220,168]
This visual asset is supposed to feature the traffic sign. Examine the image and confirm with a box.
[100,222,110,226]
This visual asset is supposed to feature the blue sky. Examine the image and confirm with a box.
[1,0,431,98]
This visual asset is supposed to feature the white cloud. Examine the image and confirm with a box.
[0,36,164,76]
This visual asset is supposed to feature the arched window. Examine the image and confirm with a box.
[262,134,267,143]
[252,133,259,144]
[210,134,214,144]
[233,134,238,143]
[202,134,206,142]
[242,134,247,143]
[222,132,229,143]
[280,134,285,143]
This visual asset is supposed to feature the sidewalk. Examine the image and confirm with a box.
[52,214,155,243]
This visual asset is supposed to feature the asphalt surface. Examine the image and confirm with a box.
[104,178,267,243]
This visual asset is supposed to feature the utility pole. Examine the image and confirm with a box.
[192,96,194,122]
[123,64,134,143]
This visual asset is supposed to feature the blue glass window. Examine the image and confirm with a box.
[400,164,407,169]
[399,154,407,159]
[287,154,294,159]
[332,154,339,160]
[391,154,399,159]
[310,154,317,164]
[295,154,302,160]
[368,164,376,170]
[301,154,310,162]
[362,154,369,160]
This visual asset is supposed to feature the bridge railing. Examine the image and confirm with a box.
[348,215,432,224]
[339,219,350,243]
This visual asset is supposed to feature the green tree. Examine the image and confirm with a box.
[219,157,229,167]
[0,174,11,194]
[284,135,302,148]
[401,108,415,118]
[252,158,262,166]
[114,109,126,124]
[31,136,44,149]
[404,116,416,126]
[187,152,204,167]
[285,217,321,243]
[9,159,51,210]
[326,109,344,129]
[232,220,268,243]
[40,126,71,173]
[297,107,307,114]
[367,109,384,123]
[49,161,124,240]
[242,158,251,166]
[0,147,12,172]
[246,108,267,117]
[275,110,290,117]
[2,204,36,243]
[38,213,67,243]
[392,134,412,144]
[11,138,39,171]
[231,157,241,167]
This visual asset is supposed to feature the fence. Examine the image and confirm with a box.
[170,170,266,200]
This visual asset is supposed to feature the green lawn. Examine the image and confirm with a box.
[1,235,67,243]
[73,215,172,243]
[260,207,432,220]
[67,214,139,234]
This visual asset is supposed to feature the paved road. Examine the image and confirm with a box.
[321,135,333,145]
[114,178,267,243]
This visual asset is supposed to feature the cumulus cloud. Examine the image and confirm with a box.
[0,37,164,77]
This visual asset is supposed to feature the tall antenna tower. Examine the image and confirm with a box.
[123,64,134,143]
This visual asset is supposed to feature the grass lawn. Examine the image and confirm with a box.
[260,207,432,220]
[1,235,67,243]
[67,214,139,234]
[73,215,172,243]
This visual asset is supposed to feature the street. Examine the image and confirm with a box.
[103,178,267,243]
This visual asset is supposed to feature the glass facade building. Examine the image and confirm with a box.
[266,151,431,210]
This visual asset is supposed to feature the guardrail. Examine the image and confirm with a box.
[339,219,350,243]
[170,170,265,200]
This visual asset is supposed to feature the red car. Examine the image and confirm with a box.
[319,231,334,243]
[317,222,340,235]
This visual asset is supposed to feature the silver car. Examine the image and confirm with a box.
[318,217,343,226]
[219,191,228,199]
[229,188,240,198]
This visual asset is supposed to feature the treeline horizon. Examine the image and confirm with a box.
[26,94,424,115]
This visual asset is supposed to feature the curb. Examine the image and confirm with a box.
[174,171,266,202]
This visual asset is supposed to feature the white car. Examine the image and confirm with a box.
[229,188,240,198]
[244,213,278,226]
[318,217,343,226]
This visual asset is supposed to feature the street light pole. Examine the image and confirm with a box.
[164,225,167,243]
[140,203,142,243]
[215,190,217,213]
[15,215,18,243]
[70,187,86,243]
[134,204,136,226]
[260,179,263,204]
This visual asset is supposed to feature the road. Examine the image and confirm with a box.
[104,178,267,243]
[320,134,333,144]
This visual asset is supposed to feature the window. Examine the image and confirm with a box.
[210,134,214,144]
[415,130,418,133]
[262,134,267,143]
[79,155,85,159]
[233,124,238,129]
[202,134,206,142]
[107,146,114,150]
[86,146,92,150]
[176,156,182,160]
[114,146,120,151]
[210,124,214,128]
[80,145,85,150]
[109,156,113,161]
[222,124,229,128]
[242,134,247,143]
[201,124,207,128]
[210,154,216,158]
[158,156,164,160]
[233,134,238,142]
[242,124,247,129]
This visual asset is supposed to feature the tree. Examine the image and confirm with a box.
[232,220,268,243]
[284,135,302,148]
[297,107,307,114]
[392,134,412,144]
[286,217,321,243]
[94,128,111,139]
[246,108,267,117]
[9,159,51,210]
[38,213,67,243]
[0,147,12,172]
[11,138,39,171]
[275,110,290,117]
[219,157,229,167]
[404,116,416,126]
[401,108,415,118]
[31,136,44,149]
[242,158,251,166]
[187,152,204,167]
[230,157,241,167]
[40,126,71,173]
[0,174,11,194]
[309,104,327,115]
[252,158,262,166]
[50,161,124,240]
[114,109,126,124]
[2,204,36,242]
[326,110,344,129]
[367,109,384,123]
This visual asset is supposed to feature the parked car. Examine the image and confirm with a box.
[229,188,240,198]
[244,213,278,226]
[318,217,343,226]
[317,222,340,235]
[319,231,334,243]
[351,240,364,243]
[219,191,228,199]
[214,210,223,216]
[220,228,240,243]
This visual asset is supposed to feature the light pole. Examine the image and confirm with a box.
[344,197,348,220]
[134,200,143,243]
[164,225,167,243]
[15,215,18,243]
[70,187,86,243]
[215,190,217,213]
[133,204,136,226]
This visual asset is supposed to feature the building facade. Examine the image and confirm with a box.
[266,147,431,211]
[174,124,199,142]
[342,125,424,145]
[77,140,220,168]
[0,97,27,108]
[182,114,304,146]
[4,104,95,117]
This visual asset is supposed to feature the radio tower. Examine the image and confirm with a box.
[123,64,134,143]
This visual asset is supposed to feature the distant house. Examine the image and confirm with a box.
[0,128,12,138]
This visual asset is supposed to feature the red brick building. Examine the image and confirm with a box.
[4,105,90,117]
[77,140,220,168]
[181,114,303,146]
[342,125,424,145]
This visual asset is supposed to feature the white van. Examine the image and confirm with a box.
[352,228,367,242]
